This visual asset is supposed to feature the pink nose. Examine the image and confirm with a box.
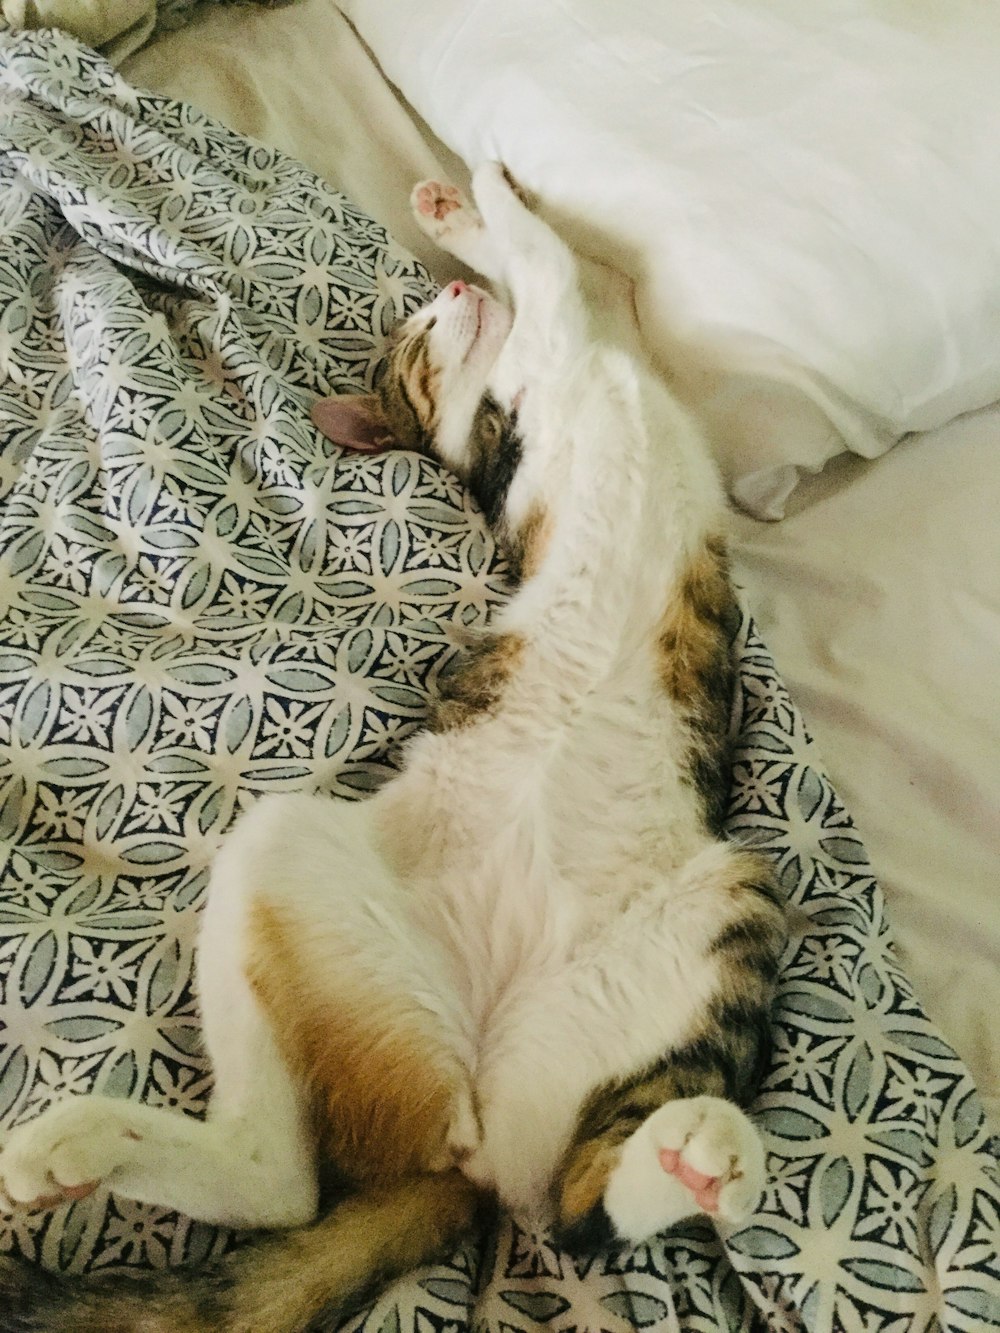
[447,280,467,298]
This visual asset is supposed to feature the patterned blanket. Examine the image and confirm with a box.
[0,29,997,1333]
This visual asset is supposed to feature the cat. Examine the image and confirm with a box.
[0,163,786,1333]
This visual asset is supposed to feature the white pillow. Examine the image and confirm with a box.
[339,0,1000,518]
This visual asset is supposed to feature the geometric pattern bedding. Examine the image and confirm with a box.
[0,28,997,1333]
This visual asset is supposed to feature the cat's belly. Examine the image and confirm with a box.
[463,1030,588,1225]
[462,937,711,1222]
[392,706,716,1217]
[420,871,585,1219]
[545,706,707,893]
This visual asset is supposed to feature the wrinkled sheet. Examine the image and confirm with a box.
[730,415,1000,1140]
[0,28,997,1333]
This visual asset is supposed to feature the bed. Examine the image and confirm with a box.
[0,2,997,1330]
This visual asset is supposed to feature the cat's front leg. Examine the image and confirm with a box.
[410,165,578,309]
[469,162,578,303]
[410,178,506,284]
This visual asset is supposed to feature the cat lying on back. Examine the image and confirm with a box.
[0,163,786,1333]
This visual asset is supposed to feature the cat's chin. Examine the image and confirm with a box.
[429,279,511,368]
[462,294,511,366]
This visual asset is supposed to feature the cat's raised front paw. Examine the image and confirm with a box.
[0,1097,138,1210]
[412,179,465,222]
[604,1095,766,1243]
[410,180,481,240]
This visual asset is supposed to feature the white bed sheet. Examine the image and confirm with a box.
[338,0,1000,524]
[731,411,1000,1132]
[122,0,998,1131]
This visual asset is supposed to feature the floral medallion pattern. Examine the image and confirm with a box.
[0,29,997,1333]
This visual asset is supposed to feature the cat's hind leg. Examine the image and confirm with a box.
[0,796,340,1227]
[234,794,478,1187]
[0,880,319,1230]
[0,1029,318,1229]
[558,1093,767,1251]
[0,793,475,1229]
[547,846,786,1250]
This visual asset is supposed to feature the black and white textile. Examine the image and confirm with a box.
[0,30,997,1333]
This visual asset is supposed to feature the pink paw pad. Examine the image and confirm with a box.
[415,183,462,221]
[658,1147,723,1214]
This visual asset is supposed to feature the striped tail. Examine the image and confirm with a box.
[1,1171,483,1333]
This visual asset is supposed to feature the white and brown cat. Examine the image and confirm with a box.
[0,164,785,1333]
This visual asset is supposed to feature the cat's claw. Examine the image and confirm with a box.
[603,1095,766,1242]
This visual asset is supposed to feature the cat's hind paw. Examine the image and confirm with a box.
[0,1098,138,1211]
[604,1096,766,1243]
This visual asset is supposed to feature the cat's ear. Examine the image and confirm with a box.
[310,394,396,452]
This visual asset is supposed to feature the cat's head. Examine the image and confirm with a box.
[312,280,521,528]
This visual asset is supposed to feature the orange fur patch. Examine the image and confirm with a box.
[379,328,441,448]
[430,631,525,731]
[657,535,733,712]
[517,503,553,580]
[556,1139,623,1228]
[247,900,461,1185]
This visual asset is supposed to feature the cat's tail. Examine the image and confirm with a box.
[0,1170,484,1333]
